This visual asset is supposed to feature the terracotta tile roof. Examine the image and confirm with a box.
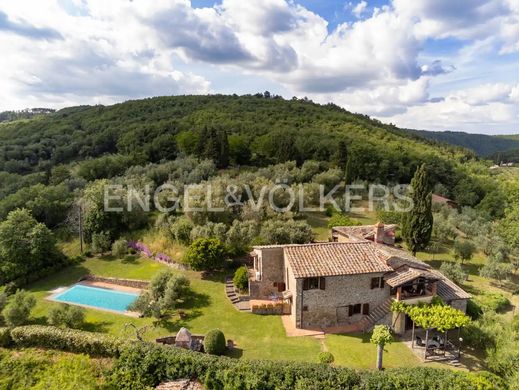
[375,244,431,270]
[431,270,471,301]
[384,265,439,287]
[284,242,393,278]
[332,224,397,240]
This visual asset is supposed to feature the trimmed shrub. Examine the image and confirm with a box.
[318,351,334,364]
[48,304,86,329]
[10,325,125,357]
[204,329,226,355]
[233,266,249,292]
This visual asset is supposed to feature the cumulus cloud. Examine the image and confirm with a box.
[0,0,518,133]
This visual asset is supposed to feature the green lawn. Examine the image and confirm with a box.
[326,333,421,369]
[28,255,321,362]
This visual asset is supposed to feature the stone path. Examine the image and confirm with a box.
[225,277,250,311]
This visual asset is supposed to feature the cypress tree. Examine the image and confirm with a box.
[206,127,220,163]
[196,126,209,157]
[345,155,353,185]
[337,140,348,170]
[218,130,229,168]
[402,164,433,256]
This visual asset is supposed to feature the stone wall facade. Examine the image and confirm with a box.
[449,298,468,313]
[295,273,390,328]
[250,247,285,298]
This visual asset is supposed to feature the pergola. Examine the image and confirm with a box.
[392,301,471,361]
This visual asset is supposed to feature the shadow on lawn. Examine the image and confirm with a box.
[28,264,91,293]
[226,347,243,359]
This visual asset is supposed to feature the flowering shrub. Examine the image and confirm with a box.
[127,241,152,258]
[155,253,172,263]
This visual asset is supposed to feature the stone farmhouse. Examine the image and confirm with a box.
[249,223,470,333]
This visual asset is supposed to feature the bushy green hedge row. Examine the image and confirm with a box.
[4,326,507,389]
[109,342,506,390]
[10,325,125,357]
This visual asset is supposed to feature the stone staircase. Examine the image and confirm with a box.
[355,297,393,332]
[225,277,250,311]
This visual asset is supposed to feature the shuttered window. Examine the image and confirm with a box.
[303,277,324,290]
[362,303,370,315]
[371,277,385,289]
[319,277,326,290]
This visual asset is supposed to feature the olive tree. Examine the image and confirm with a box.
[370,325,393,370]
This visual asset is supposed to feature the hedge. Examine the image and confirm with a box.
[3,326,508,389]
[109,342,505,390]
[10,325,125,357]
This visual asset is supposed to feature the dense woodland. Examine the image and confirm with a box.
[404,129,519,157]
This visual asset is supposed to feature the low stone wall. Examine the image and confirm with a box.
[251,302,285,315]
[80,275,149,289]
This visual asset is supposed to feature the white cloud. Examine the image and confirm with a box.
[0,0,518,133]
[389,83,519,133]
[352,1,368,18]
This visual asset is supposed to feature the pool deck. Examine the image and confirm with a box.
[78,280,142,294]
[47,281,142,317]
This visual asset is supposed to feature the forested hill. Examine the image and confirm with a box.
[0,94,473,190]
[404,129,519,157]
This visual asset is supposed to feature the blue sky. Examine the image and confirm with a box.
[0,0,518,134]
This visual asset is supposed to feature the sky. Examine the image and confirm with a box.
[0,0,518,134]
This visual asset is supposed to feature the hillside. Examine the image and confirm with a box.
[0,94,469,186]
[403,129,519,156]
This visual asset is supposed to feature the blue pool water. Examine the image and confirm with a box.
[53,285,139,312]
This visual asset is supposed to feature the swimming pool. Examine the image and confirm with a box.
[52,284,139,313]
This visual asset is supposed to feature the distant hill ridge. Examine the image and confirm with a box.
[403,129,519,157]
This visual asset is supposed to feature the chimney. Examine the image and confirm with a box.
[375,222,384,244]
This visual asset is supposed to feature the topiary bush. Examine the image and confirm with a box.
[233,266,249,292]
[318,351,334,364]
[204,329,226,355]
